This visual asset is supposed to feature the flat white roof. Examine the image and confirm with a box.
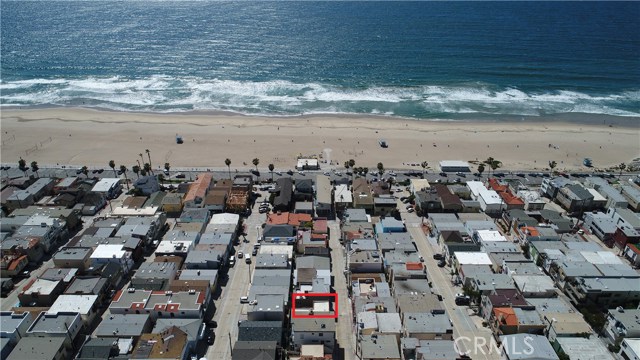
[476,230,508,242]
[480,189,503,205]
[156,240,193,254]
[455,251,493,265]
[467,181,486,197]
[334,184,353,203]
[580,251,624,265]
[47,294,99,315]
[297,158,318,168]
[110,206,158,216]
[92,178,121,192]
[587,188,607,202]
[90,244,126,259]
[439,160,470,167]
[208,213,240,226]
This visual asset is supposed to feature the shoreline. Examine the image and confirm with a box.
[2,107,639,172]
[2,105,639,128]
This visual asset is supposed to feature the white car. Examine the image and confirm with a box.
[323,171,331,176]
[388,171,397,176]
[334,171,342,176]
[275,171,282,176]
[298,171,305,175]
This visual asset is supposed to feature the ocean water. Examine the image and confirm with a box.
[1,1,639,119]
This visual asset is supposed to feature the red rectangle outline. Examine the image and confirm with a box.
[291,292,338,319]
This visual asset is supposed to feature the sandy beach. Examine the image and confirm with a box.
[1,108,638,173]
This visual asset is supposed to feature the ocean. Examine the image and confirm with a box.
[1,1,639,119]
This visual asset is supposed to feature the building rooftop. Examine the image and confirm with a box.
[48,294,98,315]
[28,312,81,334]
[238,320,283,343]
[95,314,151,338]
[360,334,400,360]
[405,311,452,334]
[291,317,335,333]
[500,334,558,360]
[455,251,493,265]
[6,337,67,360]
[556,337,614,360]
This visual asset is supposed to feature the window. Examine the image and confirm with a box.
[319,333,323,337]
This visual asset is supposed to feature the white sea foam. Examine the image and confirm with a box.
[0,76,638,118]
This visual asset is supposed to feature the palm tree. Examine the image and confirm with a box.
[484,157,501,177]
[252,158,260,172]
[484,157,495,177]
[363,167,369,177]
[619,162,626,179]
[143,163,151,176]
[18,158,28,177]
[140,168,147,177]
[377,162,384,176]
[164,162,170,174]
[225,158,232,179]
[30,161,39,178]
[477,163,485,177]
[120,165,130,189]
[548,161,557,176]
[132,165,140,179]
[145,149,153,174]
[109,160,117,177]
[268,163,275,182]
[421,161,428,177]
[490,160,502,175]
[81,166,89,178]
[348,159,356,181]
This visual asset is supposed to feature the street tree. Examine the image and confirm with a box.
[30,161,39,178]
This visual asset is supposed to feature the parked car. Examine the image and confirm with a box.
[388,171,397,176]
[437,259,446,267]
[433,253,444,260]
[252,249,258,256]
[455,294,471,306]
[240,296,249,303]
[419,256,424,262]
[439,172,447,177]
[405,204,413,210]
[245,258,252,264]
[175,173,186,178]
[237,252,244,259]
[286,170,294,175]
[407,208,415,213]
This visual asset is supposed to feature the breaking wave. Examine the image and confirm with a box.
[1,76,638,118]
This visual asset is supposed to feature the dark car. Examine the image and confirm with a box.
[455,294,471,306]
[245,258,252,264]
[439,172,447,177]
[286,170,294,175]
[494,172,505,177]
[433,253,444,260]
[437,259,446,267]
[175,173,186,178]
[76,169,84,174]
[252,249,258,256]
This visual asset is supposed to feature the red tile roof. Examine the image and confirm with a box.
[494,307,518,326]
[500,192,524,205]
[267,212,289,225]
[406,262,423,271]
[288,213,312,226]
[184,173,212,203]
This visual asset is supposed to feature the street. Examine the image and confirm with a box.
[403,213,500,360]
[206,194,265,360]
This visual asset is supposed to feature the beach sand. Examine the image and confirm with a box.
[1,108,638,172]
